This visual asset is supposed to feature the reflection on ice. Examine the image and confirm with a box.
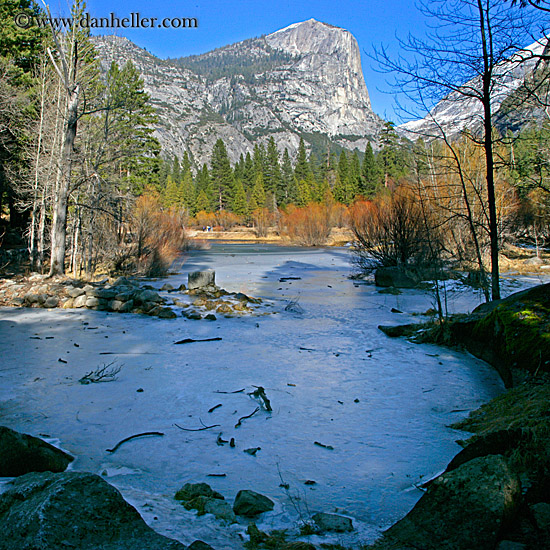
[1,243,533,548]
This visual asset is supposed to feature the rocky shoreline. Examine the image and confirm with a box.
[0,271,267,322]
[374,283,550,549]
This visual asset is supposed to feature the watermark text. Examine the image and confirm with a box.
[14,12,198,30]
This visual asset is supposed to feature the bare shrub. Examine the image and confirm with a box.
[251,207,274,238]
[130,193,188,276]
[215,210,242,230]
[349,188,442,273]
[281,203,333,246]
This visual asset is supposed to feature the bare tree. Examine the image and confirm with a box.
[374,0,546,300]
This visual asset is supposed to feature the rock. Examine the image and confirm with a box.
[175,482,224,502]
[0,471,185,549]
[376,455,521,550]
[62,298,74,309]
[374,266,419,288]
[233,490,274,517]
[187,542,215,550]
[188,270,215,290]
[531,502,550,532]
[0,426,73,476]
[312,512,353,532]
[113,276,134,287]
[96,288,117,300]
[157,307,177,319]
[85,296,100,308]
[110,299,125,312]
[160,283,174,291]
[11,297,24,307]
[67,287,85,298]
[204,499,237,523]
[205,314,217,321]
[216,303,233,315]
[43,296,59,308]
[133,289,162,305]
[118,299,134,313]
[23,293,40,304]
[73,294,87,308]
[281,543,317,550]
[182,310,202,320]
[177,283,187,291]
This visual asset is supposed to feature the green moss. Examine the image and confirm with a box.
[473,297,550,373]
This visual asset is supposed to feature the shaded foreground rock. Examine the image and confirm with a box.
[0,425,73,476]
[372,455,521,550]
[233,489,274,517]
[312,511,353,532]
[0,471,185,549]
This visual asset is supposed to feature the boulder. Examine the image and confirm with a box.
[0,426,73,477]
[133,289,162,305]
[204,498,236,523]
[160,283,174,291]
[233,490,274,517]
[312,512,353,532]
[0,471,185,549]
[43,296,59,308]
[73,294,87,308]
[67,287,85,298]
[374,266,419,289]
[188,271,215,290]
[175,482,223,502]
[157,307,177,319]
[375,455,521,550]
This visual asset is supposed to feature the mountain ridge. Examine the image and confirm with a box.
[92,19,383,168]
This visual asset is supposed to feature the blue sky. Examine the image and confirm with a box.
[44,0,541,121]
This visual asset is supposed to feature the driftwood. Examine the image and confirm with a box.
[174,337,222,345]
[79,361,122,384]
[208,403,223,413]
[106,431,164,453]
[235,407,260,428]
[214,388,245,394]
[314,441,334,450]
[244,447,261,456]
[251,386,272,411]
[174,420,220,431]
[216,433,228,446]
[279,277,302,282]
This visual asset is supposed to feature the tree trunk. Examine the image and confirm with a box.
[477,0,501,300]
[49,84,79,276]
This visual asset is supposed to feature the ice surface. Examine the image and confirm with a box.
[1,244,537,548]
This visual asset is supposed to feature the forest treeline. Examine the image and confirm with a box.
[1,0,549,289]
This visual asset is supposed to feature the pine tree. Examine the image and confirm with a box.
[181,170,196,213]
[243,152,255,190]
[171,156,181,182]
[253,143,266,178]
[181,150,192,175]
[232,179,249,217]
[361,142,380,197]
[250,172,267,209]
[210,138,233,210]
[294,137,310,182]
[280,148,294,205]
[163,175,179,206]
[195,163,213,211]
[265,136,281,205]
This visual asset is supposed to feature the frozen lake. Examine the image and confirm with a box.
[0,243,515,547]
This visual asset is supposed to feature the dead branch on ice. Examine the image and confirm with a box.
[79,361,122,384]
[106,431,164,453]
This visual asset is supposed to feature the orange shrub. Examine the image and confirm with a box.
[281,203,333,246]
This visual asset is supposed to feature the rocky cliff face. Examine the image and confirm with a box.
[93,19,383,167]
[399,39,548,139]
